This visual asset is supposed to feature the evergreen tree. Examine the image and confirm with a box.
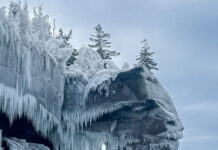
[8,2,20,20]
[56,29,77,66]
[32,6,51,41]
[9,2,30,44]
[56,28,72,48]
[88,24,119,59]
[66,48,79,66]
[136,39,158,71]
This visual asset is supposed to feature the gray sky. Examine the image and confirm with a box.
[1,0,218,149]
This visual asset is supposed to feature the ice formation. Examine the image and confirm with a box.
[0,3,183,150]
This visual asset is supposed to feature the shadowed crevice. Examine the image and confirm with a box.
[0,113,53,150]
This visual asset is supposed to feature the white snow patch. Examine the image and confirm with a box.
[101,143,106,150]
[75,47,101,69]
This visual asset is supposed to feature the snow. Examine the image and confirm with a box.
[66,47,121,103]
[101,143,106,150]
[32,6,51,41]
[75,47,101,69]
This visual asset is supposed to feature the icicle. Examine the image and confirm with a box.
[0,83,63,150]
[23,47,31,89]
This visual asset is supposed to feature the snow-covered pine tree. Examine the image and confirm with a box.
[136,39,158,71]
[9,2,31,45]
[32,6,51,41]
[88,24,120,59]
[56,28,72,48]
[56,28,78,66]
[66,48,79,66]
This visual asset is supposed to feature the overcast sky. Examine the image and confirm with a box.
[1,0,218,149]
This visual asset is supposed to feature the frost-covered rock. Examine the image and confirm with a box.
[62,67,183,150]
[74,47,119,71]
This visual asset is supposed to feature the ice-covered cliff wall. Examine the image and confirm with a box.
[0,31,65,120]
[0,6,65,149]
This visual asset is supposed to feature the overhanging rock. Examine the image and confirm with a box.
[63,67,183,150]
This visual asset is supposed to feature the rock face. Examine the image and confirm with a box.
[88,67,183,150]
[63,67,183,150]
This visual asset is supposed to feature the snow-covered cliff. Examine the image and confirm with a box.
[0,3,183,150]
